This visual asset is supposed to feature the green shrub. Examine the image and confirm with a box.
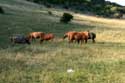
[60,13,73,23]
[48,11,52,15]
[0,6,4,14]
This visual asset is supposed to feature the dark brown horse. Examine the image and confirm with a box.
[88,31,96,43]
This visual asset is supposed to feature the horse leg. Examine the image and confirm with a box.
[92,38,95,43]
[40,39,44,44]
[85,38,88,43]
[69,39,73,43]
[77,39,80,44]
[68,37,73,43]
[26,39,31,45]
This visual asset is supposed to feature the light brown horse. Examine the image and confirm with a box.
[27,32,45,43]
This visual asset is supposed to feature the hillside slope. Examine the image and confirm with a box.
[0,0,125,83]
[27,0,125,18]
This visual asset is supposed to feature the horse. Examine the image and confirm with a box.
[80,31,96,43]
[27,32,45,43]
[63,31,88,44]
[10,34,30,45]
[63,31,77,43]
[73,32,83,44]
[43,33,54,41]
[78,32,88,43]
[87,31,96,43]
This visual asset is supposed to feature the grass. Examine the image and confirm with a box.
[0,0,125,83]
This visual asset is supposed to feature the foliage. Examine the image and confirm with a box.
[27,0,125,18]
[0,6,4,14]
[48,11,52,15]
[60,13,73,23]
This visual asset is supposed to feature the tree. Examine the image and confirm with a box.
[60,13,73,23]
[0,6,4,14]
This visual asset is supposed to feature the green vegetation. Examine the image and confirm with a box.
[0,0,125,83]
[60,13,73,23]
[27,0,125,18]
[0,6,4,14]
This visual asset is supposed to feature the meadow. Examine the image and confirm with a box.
[0,0,125,83]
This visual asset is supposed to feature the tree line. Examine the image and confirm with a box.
[27,0,125,18]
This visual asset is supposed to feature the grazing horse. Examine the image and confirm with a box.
[88,31,96,43]
[27,32,45,43]
[43,33,54,41]
[80,31,96,43]
[10,34,30,45]
[63,31,88,44]
[73,32,83,44]
[63,31,77,43]
[78,32,88,43]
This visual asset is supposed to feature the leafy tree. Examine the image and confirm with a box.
[26,0,125,18]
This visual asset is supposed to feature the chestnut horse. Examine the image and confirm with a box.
[78,32,88,43]
[79,31,96,43]
[63,31,88,44]
[43,33,54,41]
[63,31,77,43]
[27,32,45,43]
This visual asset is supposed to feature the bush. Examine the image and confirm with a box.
[0,6,4,14]
[60,13,73,23]
[48,11,52,15]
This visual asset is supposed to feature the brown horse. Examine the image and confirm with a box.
[63,31,88,44]
[27,32,45,43]
[80,31,96,43]
[78,32,88,43]
[63,31,77,43]
[43,33,54,41]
